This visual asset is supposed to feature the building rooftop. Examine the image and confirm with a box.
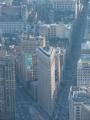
[56,47,66,55]
[38,47,55,57]
[81,41,90,50]
[77,54,90,68]
[0,49,16,64]
[21,34,45,41]
[53,0,76,4]
[69,86,90,103]
[0,5,26,22]
[39,23,72,30]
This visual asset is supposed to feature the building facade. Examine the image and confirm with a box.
[0,21,25,34]
[20,34,46,81]
[36,47,56,116]
[0,50,16,120]
[69,86,90,120]
[39,22,71,44]
[0,4,28,34]
[81,41,90,54]
[77,54,90,86]
[84,2,90,40]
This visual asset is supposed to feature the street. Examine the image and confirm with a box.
[52,1,89,120]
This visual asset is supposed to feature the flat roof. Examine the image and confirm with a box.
[81,41,90,49]
[69,86,90,102]
[77,54,90,67]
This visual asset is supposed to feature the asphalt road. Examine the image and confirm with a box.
[52,1,89,120]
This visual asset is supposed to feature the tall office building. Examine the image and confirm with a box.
[0,49,16,120]
[53,0,80,20]
[53,0,76,10]
[77,54,90,86]
[20,34,46,54]
[39,22,71,45]
[20,34,46,82]
[36,47,56,116]
[30,47,66,101]
[0,4,28,34]
[69,86,90,120]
